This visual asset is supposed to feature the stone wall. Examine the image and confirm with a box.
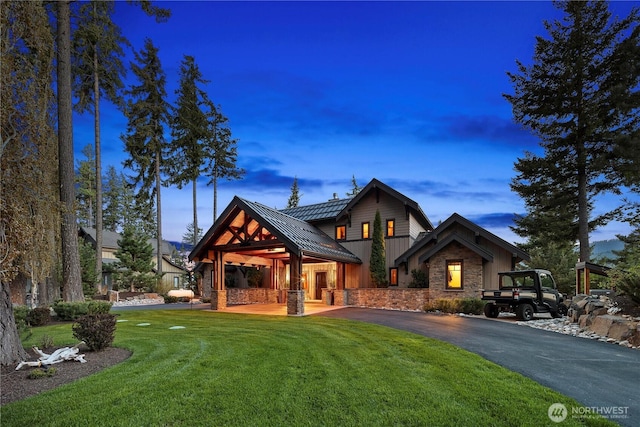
[344,288,430,311]
[226,288,278,305]
[428,243,483,300]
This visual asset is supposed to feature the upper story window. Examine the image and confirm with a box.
[386,219,395,237]
[336,225,346,240]
[362,222,370,239]
[446,260,463,290]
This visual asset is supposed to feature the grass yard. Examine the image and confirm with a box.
[1,310,614,426]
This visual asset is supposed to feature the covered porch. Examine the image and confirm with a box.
[189,197,361,315]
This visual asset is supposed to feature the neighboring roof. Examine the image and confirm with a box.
[338,178,433,230]
[190,197,361,264]
[280,197,352,222]
[79,227,176,256]
[395,213,529,265]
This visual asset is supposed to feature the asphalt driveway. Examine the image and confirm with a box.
[317,308,640,427]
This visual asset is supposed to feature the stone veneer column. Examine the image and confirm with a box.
[287,290,305,316]
[210,290,227,310]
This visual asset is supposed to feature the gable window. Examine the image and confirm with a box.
[362,222,370,239]
[446,260,463,290]
[389,267,398,286]
[386,219,395,237]
[336,225,346,240]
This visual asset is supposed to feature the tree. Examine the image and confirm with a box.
[58,0,84,302]
[370,210,387,287]
[521,241,577,296]
[80,239,99,296]
[505,1,640,263]
[1,0,57,364]
[202,100,244,221]
[122,38,169,275]
[168,55,209,236]
[287,176,302,208]
[346,175,362,197]
[76,144,97,228]
[113,226,156,292]
[182,222,203,247]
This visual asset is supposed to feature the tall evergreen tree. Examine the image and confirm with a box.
[182,222,203,247]
[202,99,244,221]
[346,175,362,197]
[113,226,156,292]
[505,1,640,262]
[103,166,125,232]
[370,210,387,287]
[1,0,58,364]
[122,38,169,275]
[286,176,302,208]
[76,144,97,228]
[58,0,84,302]
[168,55,209,237]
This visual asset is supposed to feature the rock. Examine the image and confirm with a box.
[585,300,605,314]
[589,315,637,342]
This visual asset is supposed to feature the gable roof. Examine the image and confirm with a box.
[395,212,529,265]
[338,178,433,230]
[79,227,176,256]
[190,197,361,264]
[280,197,352,222]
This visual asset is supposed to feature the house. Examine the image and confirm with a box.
[79,227,187,293]
[189,178,528,315]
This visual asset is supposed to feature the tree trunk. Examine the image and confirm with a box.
[155,150,163,275]
[213,174,218,222]
[94,47,103,295]
[58,1,84,302]
[1,282,28,366]
[192,178,197,245]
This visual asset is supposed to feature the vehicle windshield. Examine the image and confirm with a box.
[500,272,536,288]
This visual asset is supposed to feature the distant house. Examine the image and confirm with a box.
[190,178,529,314]
[79,227,187,293]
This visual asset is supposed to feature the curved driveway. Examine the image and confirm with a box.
[317,308,640,427]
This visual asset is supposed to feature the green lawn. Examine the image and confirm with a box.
[2,310,614,426]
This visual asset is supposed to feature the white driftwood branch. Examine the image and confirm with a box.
[15,342,87,370]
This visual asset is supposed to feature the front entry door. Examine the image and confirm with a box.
[315,272,327,300]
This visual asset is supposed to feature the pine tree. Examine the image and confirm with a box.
[122,38,169,275]
[202,100,244,221]
[182,223,203,247]
[168,55,209,234]
[1,0,58,364]
[505,1,640,262]
[58,0,84,302]
[370,210,387,287]
[346,175,362,197]
[76,144,97,228]
[113,226,156,292]
[287,177,302,208]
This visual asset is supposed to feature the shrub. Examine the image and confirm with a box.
[87,300,113,314]
[39,334,55,349]
[425,298,484,315]
[609,269,640,305]
[27,367,57,379]
[53,301,90,321]
[164,295,179,304]
[27,307,51,326]
[72,313,117,351]
[13,305,29,327]
[178,297,192,303]
[201,297,211,303]
[408,269,429,288]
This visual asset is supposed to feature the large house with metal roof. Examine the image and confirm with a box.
[189,178,528,315]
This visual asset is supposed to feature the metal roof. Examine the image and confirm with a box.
[280,197,352,222]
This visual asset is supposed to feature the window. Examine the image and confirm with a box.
[386,219,395,237]
[389,268,398,286]
[446,260,463,289]
[362,222,370,239]
[174,276,180,289]
[335,225,346,240]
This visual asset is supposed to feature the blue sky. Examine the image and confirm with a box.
[73,1,639,243]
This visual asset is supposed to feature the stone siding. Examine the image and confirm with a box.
[345,288,430,311]
[428,243,484,300]
[226,288,278,305]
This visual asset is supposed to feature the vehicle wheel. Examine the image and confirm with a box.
[516,303,534,321]
[484,303,499,318]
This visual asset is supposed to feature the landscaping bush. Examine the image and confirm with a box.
[87,300,113,314]
[52,301,89,321]
[13,305,29,328]
[408,269,429,288]
[72,313,117,351]
[27,307,51,326]
[27,367,57,379]
[425,298,484,315]
[164,295,179,304]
